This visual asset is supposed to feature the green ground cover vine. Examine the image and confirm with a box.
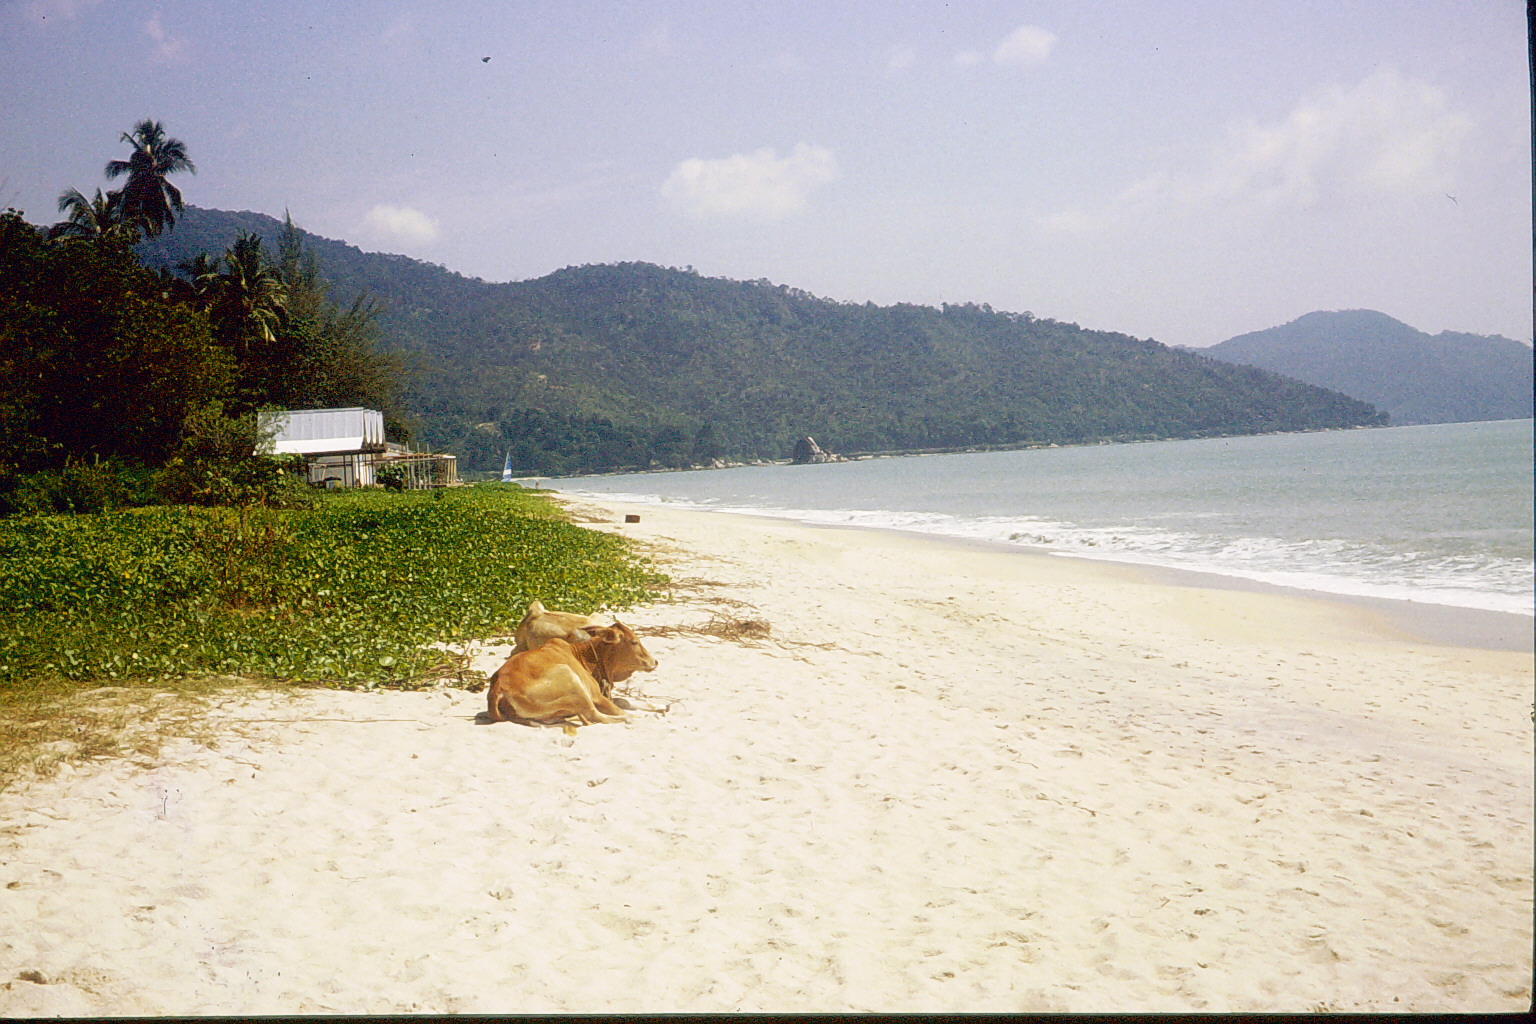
[0,484,666,692]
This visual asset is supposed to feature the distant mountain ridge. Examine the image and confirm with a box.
[1199,310,1532,425]
[137,208,1388,474]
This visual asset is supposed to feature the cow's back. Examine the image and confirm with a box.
[512,602,597,654]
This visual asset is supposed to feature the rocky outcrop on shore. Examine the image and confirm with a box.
[790,436,843,465]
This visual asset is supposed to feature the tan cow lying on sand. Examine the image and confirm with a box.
[486,622,657,725]
[511,599,599,655]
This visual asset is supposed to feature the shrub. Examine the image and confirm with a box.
[153,453,314,509]
[151,401,315,509]
[377,461,406,491]
[0,458,157,517]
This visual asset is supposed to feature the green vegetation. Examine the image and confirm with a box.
[0,484,667,789]
[1,211,230,475]
[0,485,665,693]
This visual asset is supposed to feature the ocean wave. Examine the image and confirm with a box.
[562,489,1535,617]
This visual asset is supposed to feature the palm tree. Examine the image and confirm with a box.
[48,186,144,242]
[203,231,288,357]
[171,251,220,306]
[103,119,195,237]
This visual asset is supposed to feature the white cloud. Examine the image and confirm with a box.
[143,14,187,63]
[662,143,839,221]
[1046,68,1471,234]
[992,24,1056,67]
[361,204,440,245]
[1207,68,1470,207]
[952,49,986,68]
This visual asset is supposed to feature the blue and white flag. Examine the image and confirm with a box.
[501,451,512,483]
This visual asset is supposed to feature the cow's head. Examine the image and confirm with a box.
[588,621,657,683]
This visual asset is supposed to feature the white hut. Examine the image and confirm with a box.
[257,408,457,489]
[259,407,387,487]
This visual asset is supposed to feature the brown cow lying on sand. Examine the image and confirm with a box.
[486,622,657,725]
[511,599,599,655]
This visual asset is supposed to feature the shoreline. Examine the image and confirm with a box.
[565,493,1534,653]
[1130,559,1534,653]
[2,493,1530,1014]
[1022,544,1534,654]
[540,416,1533,634]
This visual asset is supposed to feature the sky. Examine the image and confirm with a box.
[1,0,1530,347]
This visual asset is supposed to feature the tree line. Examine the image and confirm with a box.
[0,120,411,513]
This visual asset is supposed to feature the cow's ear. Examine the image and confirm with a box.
[590,625,620,643]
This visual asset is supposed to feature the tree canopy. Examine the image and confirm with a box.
[1,123,413,508]
[102,118,195,238]
[0,212,230,471]
[50,187,142,243]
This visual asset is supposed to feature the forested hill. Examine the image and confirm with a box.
[1200,310,1533,426]
[137,207,1387,475]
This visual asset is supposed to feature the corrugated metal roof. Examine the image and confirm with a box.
[259,407,385,455]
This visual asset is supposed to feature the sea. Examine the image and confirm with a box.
[547,420,1535,619]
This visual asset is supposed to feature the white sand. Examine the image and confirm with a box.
[1,496,1530,1014]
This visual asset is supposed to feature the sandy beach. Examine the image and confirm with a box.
[1,494,1531,1014]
